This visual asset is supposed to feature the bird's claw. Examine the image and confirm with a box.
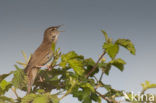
[48,65,53,71]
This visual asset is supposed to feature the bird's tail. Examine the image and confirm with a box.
[25,66,39,94]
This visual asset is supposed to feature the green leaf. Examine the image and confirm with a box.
[21,50,28,62]
[82,88,92,103]
[109,58,126,71]
[60,51,84,74]
[72,87,92,103]
[59,61,66,68]
[50,95,59,103]
[91,93,101,103]
[16,61,27,67]
[100,82,112,91]
[61,51,78,62]
[21,93,37,103]
[141,81,156,91]
[0,96,14,103]
[84,58,99,76]
[33,96,49,103]
[84,58,95,66]
[0,72,13,82]
[99,63,111,75]
[72,87,83,101]
[22,93,59,103]
[72,84,99,103]
[116,39,136,55]
[83,97,91,103]
[60,51,80,68]
[103,42,119,59]
[81,83,95,92]
[101,83,124,98]
[68,59,85,75]
[12,65,27,89]
[17,51,31,68]
[101,30,108,42]
[0,80,12,95]
[37,89,45,94]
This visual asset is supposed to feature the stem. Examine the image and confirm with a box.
[11,87,18,98]
[93,76,98,83]
[141,89,146,95]
[59,89,72,100]
[96,91,119,103]
[59,83,75,100]
[54,90,65,95]
[59,91,69,100]
[99,72,104,82]
[85,51,106,78]
[94,72,104,89]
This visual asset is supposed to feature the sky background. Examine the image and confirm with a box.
[0,0,156,102]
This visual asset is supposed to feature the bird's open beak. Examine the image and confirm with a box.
[55,24,63,29]
[56,24,64,32]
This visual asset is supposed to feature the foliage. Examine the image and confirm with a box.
[0,30,155,103]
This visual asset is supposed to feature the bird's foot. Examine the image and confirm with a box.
[48,65,53,71]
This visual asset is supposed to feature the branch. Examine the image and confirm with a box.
[59,82,76,100]
[59,86,73,100]
[99,72,104,82]
[93,76,98,83]
[94,72,104,89]
[59,91,69,100]
[95,91,112,103]
[85,50,106,78]
[96,91,120,103]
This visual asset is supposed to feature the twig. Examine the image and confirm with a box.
[59,92,69,100]
[85,51,106,78]
[96,90,112,103]
[51,64,59,68]
[94,72,104,90]
[93,76,98,83]
[59,83,75,100]
[59,87,72,100]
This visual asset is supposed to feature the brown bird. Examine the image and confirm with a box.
[24,25,61,93]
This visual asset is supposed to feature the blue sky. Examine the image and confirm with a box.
[0,0,156,102]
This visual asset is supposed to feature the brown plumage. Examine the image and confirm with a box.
[24,25,61,93]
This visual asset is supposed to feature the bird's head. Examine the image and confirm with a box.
[43,25,62,43]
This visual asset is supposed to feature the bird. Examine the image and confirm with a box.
[24,25,61,94]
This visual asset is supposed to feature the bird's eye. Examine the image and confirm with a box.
[52,35,56,40]
[51,28,56,31]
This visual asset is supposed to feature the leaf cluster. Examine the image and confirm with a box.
[0,30,155,103]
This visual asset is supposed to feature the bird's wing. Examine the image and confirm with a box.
[24,46,52,73]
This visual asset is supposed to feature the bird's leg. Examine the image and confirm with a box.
[27,68,38,94]
[39,76,43,82]
[48,64,59,71]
